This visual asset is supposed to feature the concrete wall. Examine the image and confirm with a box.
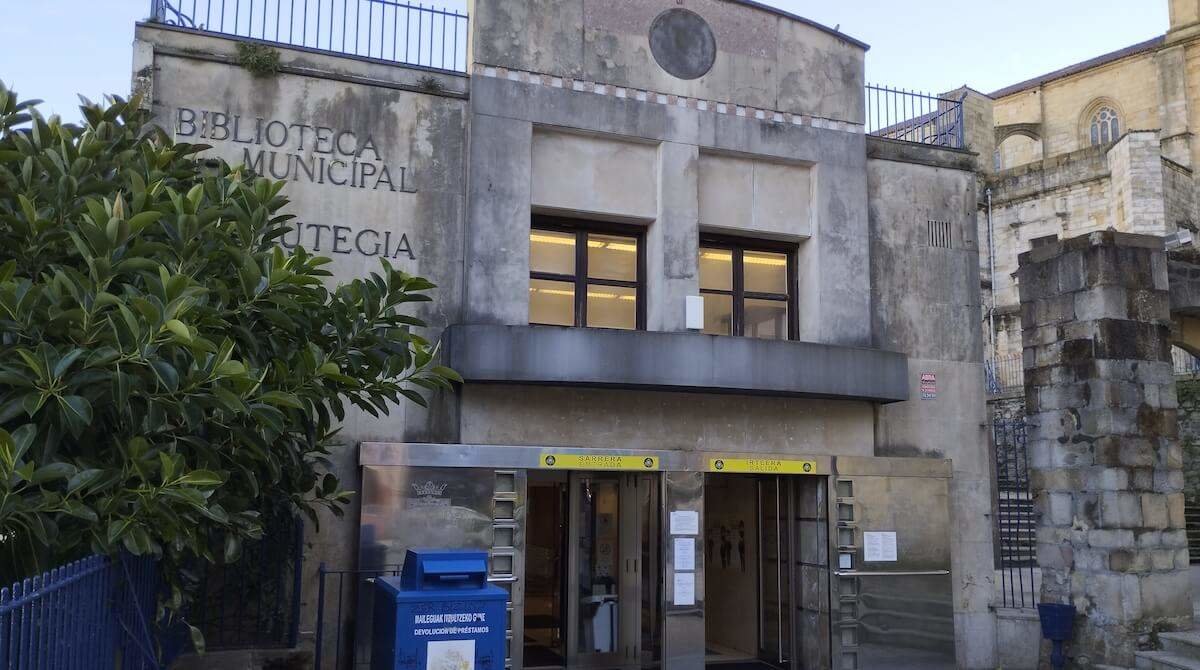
[460,385,874,455]
[463,70,872,346]
[865,141,996,668]
[467,0,866,124]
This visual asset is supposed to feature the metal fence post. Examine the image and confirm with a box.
[315,563,326,670]
[288,516,304,649]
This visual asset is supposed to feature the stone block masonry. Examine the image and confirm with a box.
[1018,230,1192,666]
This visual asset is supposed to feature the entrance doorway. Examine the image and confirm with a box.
[524,471,660,670]
[703,474,830,670]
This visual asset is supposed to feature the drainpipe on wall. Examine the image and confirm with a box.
[986,187,996,359]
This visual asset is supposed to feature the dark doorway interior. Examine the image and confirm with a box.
[525,475,568,668]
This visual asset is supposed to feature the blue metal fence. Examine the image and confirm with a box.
[0,554,179,670]
[148,0,470,72]
[866,84,965,150]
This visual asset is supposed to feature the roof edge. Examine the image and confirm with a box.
[989,35,1164,99]
[724,0,870,51]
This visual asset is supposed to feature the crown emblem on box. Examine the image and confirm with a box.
[411,481,448,497]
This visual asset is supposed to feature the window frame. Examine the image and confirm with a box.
[699,234,798,340]
[530,215,646,330]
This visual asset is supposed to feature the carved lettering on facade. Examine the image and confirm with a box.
[281,221,416,260]
[174,107,416,193]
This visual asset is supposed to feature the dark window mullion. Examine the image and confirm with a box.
[576,231,588,327]
[531,271,577,283]
[743,292,789,301]
[586,278,640,289]
[733,248,745,337]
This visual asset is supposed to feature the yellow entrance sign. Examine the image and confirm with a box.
[708,458,818,475]
[540,454,659,471]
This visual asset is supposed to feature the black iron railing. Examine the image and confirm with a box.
[993,417,1037,609]
[986,354,1024,398]
[190,512,304,651]
[148,0,469,72]
[866,84,965,150]
[314,564,403,670]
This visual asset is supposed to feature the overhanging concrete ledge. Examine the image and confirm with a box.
[446,324,909,403]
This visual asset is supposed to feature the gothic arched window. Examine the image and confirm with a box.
[1090,107,1120,145]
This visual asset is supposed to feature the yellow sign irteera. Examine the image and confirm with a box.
[540,454,659,471]
[708,458,818,475]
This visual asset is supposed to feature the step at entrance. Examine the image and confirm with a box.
[1136,630,1200,670]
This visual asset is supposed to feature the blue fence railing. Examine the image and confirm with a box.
[866,84,965,150]
[148,0,469,73]
[0,554,181,670]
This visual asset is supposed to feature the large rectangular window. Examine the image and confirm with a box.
[530,217,644,330]
[699,237,796,339]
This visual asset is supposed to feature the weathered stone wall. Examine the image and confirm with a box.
[998,133,1043,171]
[1108,131,1169,234]
[467,0,867,124]
[982,133,1174,359]
[1019,231,1192,666]
[990,48,1161,163]
[1165,157,1196,230]
[1178,379,1200,503]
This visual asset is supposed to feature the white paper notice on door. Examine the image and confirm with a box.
[864,531,898,562]
[674,537,695,571]
[669,510,699,535]
[673,571,695,606]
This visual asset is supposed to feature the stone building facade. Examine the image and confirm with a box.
[977,0,1200,364]
[133,0,994,668]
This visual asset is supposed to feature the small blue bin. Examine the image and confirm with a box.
[1037,603,1076,641]
[371,549,508,670]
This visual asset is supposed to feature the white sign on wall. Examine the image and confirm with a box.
[864,531,898,562]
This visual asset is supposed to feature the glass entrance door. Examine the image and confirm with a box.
[566,472,658,669]
[754,476,831,670]
[758,476,792,668]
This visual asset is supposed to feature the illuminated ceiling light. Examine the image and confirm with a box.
[529,287,635,301]
[744,256,787,267]
[529,287,574,297]
[699,251,787,267]
[587,240,637,253]
[530,234,576,246]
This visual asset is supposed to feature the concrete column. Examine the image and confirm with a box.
[1106,132,1168,236]
[647,141,699,332]
[1018,231,1192,667]
[464,113,532,325]
[947,87,996,175]
[131,38,155,111]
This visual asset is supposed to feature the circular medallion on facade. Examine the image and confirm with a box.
[648,8,717,81]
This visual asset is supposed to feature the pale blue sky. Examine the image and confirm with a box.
[0,1,1172,120]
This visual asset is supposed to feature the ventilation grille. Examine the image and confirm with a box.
[927,220,953,248]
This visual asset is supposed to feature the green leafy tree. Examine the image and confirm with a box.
[0,82,458,643]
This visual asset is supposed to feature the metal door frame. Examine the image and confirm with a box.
[566,472,654,669]
[756,475,800,670]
